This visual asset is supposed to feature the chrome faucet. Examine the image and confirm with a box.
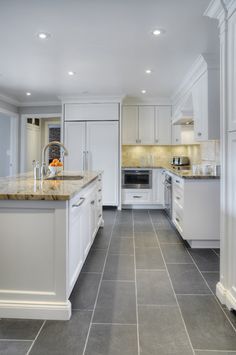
[41,141,69,179]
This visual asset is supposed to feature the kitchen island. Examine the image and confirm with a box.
[0,171,103,320]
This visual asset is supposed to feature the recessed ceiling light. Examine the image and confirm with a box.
[68,71,76,76]
[145,69,152,74]
[152,29,162,36]
[141,90,146,94]
[37,32,51,40]
[26,92,31,96]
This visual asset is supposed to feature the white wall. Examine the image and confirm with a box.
[0,114,11,177]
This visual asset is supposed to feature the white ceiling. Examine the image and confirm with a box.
[0,0,219,104]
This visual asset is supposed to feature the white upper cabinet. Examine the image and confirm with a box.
[122,106,139,144]
[172,124,195,145]
[64,103,119,121]
[155,106,172,144]
[122,105,171,145]
[228,11,236,132]
[139,106,155,144]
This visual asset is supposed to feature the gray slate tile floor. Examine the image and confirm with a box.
[1,209,236,355]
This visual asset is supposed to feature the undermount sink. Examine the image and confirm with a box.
[46,175,84,181]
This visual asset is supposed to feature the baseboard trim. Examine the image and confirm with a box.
[187,240,220,248]
[0,300,71,320]
[216,282,236,311]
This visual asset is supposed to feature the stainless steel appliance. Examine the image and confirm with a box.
[171,156,190,166]
[164,172,172,218]
[122,169,152,189]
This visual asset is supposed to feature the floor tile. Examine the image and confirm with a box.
[93,280,137,324]
[108,237,134,254]
[103,253,135,281]
[177,295,236,351]
[70,272,101,310]
[213,248,220,257]
[195,351,236,355]
[0,340,31,355]
[0,319,43,340]
[188,249,219,272]
[85,324,138,355]
[167,263,211,294]
[112,225,133,238]
[138,305,193,355]
[103,210,117,225]
[91,229,112,250]
[134,225,154,233]
[135,247,165,270]
[162,244,193,264]
[153,219,173,230]
[134,233,158,248]
[30,310,92,355]
[202,272,219,294]
[156,228,182,244]
[137,270,176,305]
[82,249,107,273]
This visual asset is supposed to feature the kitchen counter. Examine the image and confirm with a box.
[122,165,220,179]
[0,171,101,201]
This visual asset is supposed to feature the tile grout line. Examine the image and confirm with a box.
[27,320,46,354]
[194,348,236,353]
[81,211,118,355]
[211,248,220,258]
[0,339,32,342]
[132,210,141,355]
[184,245,236,334]
[148,210,196,355]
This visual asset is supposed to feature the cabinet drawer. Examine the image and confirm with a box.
[173,210,183,233]
[173,190,184,208]
[122,190,152,204]
[173,200,183,219]
[173,176,184,189]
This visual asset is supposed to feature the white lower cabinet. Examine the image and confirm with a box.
[172,175,220,248]
[122,169,164,206]
[68,176,103,294]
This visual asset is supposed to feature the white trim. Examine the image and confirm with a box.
[0,300,71,320]
[204,0,226,25]
[171,54,220,108]
[216,281,236,310]
[0,93,19,106]
[19,100,61,107]
[60,95,125,104]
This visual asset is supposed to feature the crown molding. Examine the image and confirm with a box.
[122,96,171,105]
[171,53,219,108]
[18,100,61,107]
[204,0,226,25]
[0,93,20,106]
[59,95,125,104]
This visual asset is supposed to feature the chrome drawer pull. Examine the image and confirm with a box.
[98,199,102,203]
[91,200,95,205]
[98,214,102,218]
[133,196,142,198]
[175,217,180,223]
[176,196,180,200]
[72,197,85,208]
[98,189,102,192]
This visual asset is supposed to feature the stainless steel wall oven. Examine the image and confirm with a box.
[122,169,152,189]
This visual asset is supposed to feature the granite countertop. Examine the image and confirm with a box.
[122,165,220,180]
[0,171,101,201]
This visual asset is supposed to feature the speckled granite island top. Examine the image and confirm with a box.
[122,165,220,179]
[0,171,101,201]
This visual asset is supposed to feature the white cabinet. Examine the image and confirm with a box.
[122,105,172,145]
[155,106,172,144]
[139,106,155,144]
[227,131,236,304]
[122,106,138,144]
[122,168,164,206]
[152,169,165,205]
[64,103,119,121]
[172,124,195,145]
[192,70,220,141]
[64,122,86,171]
[64,121,119,206]
[228,11,236,131]
[172,175,220,248]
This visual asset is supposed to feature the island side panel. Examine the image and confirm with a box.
[0,199,71,320]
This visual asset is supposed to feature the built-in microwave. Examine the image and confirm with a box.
[122,169,152,189]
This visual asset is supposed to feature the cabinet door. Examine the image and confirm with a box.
[155,106,171,145]
[68,196,86,292]
[138,106,155,144]
[64,103,119,121]
[228,131,236,303]
[228,11,236,131]
[122,106,138,144]
[192,74,208,141]
[64,122,86,171]
[152,169,165,204]
[172,125,181,145]
[86,121,118,206]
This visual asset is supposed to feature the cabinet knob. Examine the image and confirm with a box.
[176,138,179,142]
[155,139,159,143]
[197,132,202,137]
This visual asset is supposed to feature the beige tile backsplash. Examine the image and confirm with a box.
[122,141,220,167]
